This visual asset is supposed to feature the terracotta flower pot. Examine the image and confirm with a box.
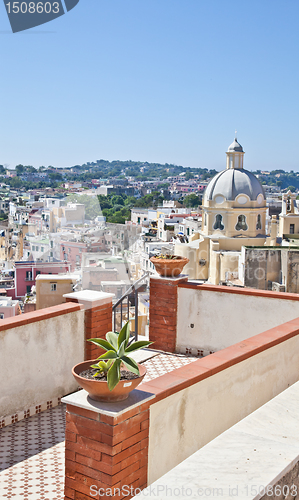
[150,256,189,277]
[72,360,147,402]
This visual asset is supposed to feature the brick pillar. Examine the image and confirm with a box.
[62,390,154,500]
[149,275,188,353]
[64,290,115,360]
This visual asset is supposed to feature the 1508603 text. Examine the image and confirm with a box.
[5,1,60,14]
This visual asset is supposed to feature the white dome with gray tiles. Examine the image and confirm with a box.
[204,168,265,202]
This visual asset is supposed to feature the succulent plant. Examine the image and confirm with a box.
[154,254,181,260]
[88,321,152,391]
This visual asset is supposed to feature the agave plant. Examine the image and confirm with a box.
[88,321,152,391]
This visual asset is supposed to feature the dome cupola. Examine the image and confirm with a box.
[226,135,244,170]
[204,136,265,204]
[227,138,243,152]
[204,168,265,202]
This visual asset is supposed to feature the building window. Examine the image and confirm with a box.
[62,246,65,251]
[36,246,39,251]
[213,214,224,230]
[50,241,54,248]
[256,215,262,230]
[187,228,190,236]
[204,213,207,226]
[290,224,295,234]
[26,271,32,281]
[68,248,71,254]
[32,246,35,251]
[41,247,44,252]
[137,217,141,224]
[36,271,41,276]
[0,314,4,319]
[287,197,291,212]
[64,253,67,260]
[235,215,248,231]
[51,283,57,291]
[50,252,53,257]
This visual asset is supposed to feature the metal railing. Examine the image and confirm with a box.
[112,272,149,341]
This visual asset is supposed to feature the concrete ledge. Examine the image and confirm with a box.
[0,302,83,332]
[178,282,299,301]
[150,274,188,283]
[63,290,115,309]
[62,388,155,417]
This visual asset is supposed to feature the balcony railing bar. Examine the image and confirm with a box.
[112,272,149,341]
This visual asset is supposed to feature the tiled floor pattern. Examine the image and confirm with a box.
[142,352,198,382]
[0,404,65,500]
[0,353,198,499]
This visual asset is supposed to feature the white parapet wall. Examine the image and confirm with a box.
[147,332,299,484]
[177,284,299,354]
[0,302,84,420]
[136,381,299,500]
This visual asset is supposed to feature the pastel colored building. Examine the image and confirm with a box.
[60,240,105,271]
[13,261,71,298]
[35,274,78,310]
[0,296,20,319]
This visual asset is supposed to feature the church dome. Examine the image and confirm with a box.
[204,168,265,202]
[227,138,243,152]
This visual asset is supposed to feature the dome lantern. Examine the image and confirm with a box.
[226,135,244,170]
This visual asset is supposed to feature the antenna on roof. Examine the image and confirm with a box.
[235,130,237,140]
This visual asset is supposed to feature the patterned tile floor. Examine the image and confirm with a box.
[0,405,65,500]
[142,352,198,382]
[0,353,197,499]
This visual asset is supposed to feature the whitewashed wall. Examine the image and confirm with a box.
[0,307,84,418]
[148,334,299,484]
[177,287,299,354]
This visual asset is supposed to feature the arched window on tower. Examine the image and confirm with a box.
[204,213,207,226]
[213,214,224,230]
[235,215,248,231]
[287,197,291,212]
[256,214,262,230]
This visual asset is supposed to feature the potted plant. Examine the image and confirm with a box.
[72,321,152,402]
[150,253,189,277]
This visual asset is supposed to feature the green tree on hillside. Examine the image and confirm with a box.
[183,193,200,208]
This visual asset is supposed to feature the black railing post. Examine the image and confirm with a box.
[134,288,138,342]
[127,295,130,325]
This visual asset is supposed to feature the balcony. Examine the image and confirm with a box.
[0,284,299,499]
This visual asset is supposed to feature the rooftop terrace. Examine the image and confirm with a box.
[0,279,299,499]
[0,352,197,499]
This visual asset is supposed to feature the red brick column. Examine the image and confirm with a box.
[149,275,188,353]
[62,391,154,500]
[64,291,114,361]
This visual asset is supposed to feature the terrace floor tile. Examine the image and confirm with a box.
[0,352,198,499]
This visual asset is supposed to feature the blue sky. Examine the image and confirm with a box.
[0,0,298,171]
